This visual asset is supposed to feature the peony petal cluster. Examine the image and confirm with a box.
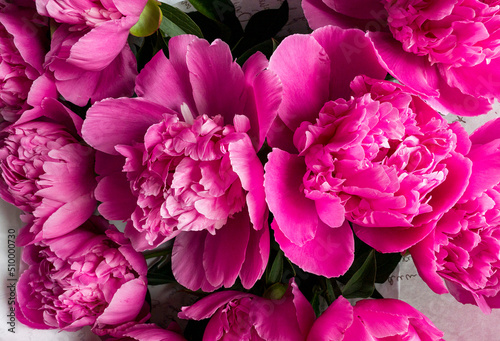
[264,25,472,278]
[16,216,149,335]
[307,296,444,340]
[0,1,48,125]
[0,98,96,245]
[302,0,500,116]
[36,0,146,105]
[83,35,281,291]
[411,117,500,313]
[179,280,315,341]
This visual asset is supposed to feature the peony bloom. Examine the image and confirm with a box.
[179,279,315,341]
[0,98,97,245]
[83,35,281,291]
[411,117,500,313]
[307,296,444,340]
[0,1,49,125]
[264,25,472,278]
[16,216,149,335]
[100,323,187,341]
[36,0,148,106]
[302,0,500,116]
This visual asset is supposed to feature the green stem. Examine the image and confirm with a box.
[143,247,172,259]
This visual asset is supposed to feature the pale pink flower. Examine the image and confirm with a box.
[307,296,444,340]
[412,117,500,313]
[264,25,472,277]
[16,217,149,335]
[302,0,500,116]
[82,35,281,291]
[179,279,315,341]
[0,98,97,245]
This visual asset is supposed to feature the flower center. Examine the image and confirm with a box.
[383,0,500,67]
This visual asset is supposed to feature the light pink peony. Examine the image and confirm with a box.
[36,0,147,106]
[83,35,281,291]
[264,25,472,278]
[302,0,500,116]
[179,279,315,341]
[0,98,97,245]
[411,116,500,313]
[0,1,49,124]
[307,296,444,340]
[16,216,149,335]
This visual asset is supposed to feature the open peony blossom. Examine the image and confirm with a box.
[0,1,48,125]
[411,117,500,313]
[179,279,315,341]
[302,0,500,116]
[83,34,281,291]
[36,0,147,106]
[0,98,97,245]
[16,216,149,335]
[307,296,444,340]
[264,25,472,278]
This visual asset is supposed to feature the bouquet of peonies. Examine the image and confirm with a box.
[2,0,500,339]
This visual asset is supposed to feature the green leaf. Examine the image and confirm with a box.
[341,250,376,298]
[236,39,275,66]
[188,0,236,22]
[267,249,284,284]
[375,252,402,283]
[159,3,203,38]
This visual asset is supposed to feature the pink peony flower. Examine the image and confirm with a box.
[16,216,149,334]
[264,25,472,277]
[0,98,97,245]
[0,1,49,124]
[179,279,315,341]
[411,117,500,313]
[100,323,187,341]
[302,0,500,116]
[307,296,444,340]
[82,35,282,291]
[36,0,147,106]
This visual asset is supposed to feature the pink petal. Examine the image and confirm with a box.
[315,195,346,228]
[266,115,297,153]
[95,173,136,221]
[409,232,449,294]
[172,231,217,292]
[302,0,378,31]
[178,291,249,320]
[68,19,134,71]
[268,33,331,131]
[203,210,251,288]
[307,296,353,341]
[312,25,387,100]
[26,73,58,108]
[291,280,316,336]
[264,149,318,246]
[241,52,282,149]
[471,117,500,145]
[228,136,267,231]
[186,38,245,123]
[368,31,440,97]
[113,0,148,17]
[322,0,386,20]
[82,97,166,154]
[273,219,354,278]
[135,49,197,115]
[239,223,270,289]
[96,278,147,325]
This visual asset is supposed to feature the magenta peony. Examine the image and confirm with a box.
[16,216,149,334]
[302,0,500,116]
[82,35,281,291]
[36,0,147,106]
[0,1,49,124]
[264,25,472,278]
[179,279,315,341]
[411,117,500,313]
[0,98,97,245]
[307,296,444,340]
